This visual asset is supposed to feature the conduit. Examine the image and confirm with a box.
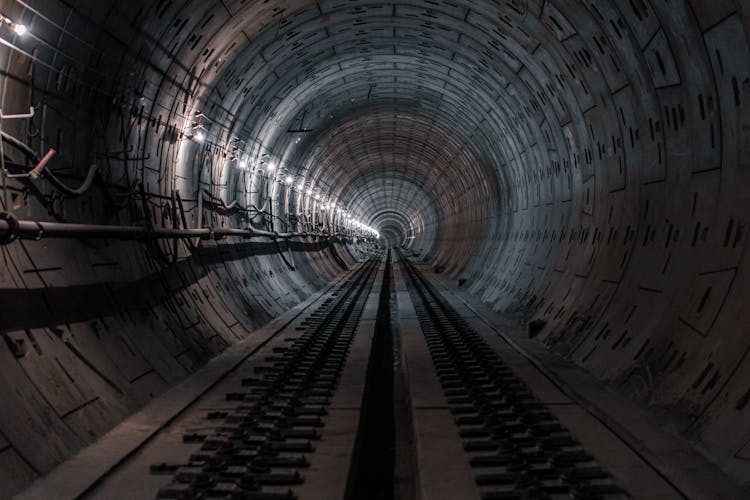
[0,213,368,245]
[1,131,99,197]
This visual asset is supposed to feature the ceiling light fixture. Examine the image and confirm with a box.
[2,15,26,36]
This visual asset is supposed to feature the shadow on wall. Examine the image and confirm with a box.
[0,238,361,496]
[0,240,337,333]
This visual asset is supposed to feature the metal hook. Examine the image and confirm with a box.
[0,106,34,120]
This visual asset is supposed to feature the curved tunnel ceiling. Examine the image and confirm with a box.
[1,0,750,493]
[198,4,519,257]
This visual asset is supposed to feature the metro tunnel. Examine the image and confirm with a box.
[0,0,748,498]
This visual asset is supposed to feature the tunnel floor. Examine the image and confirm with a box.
[14,254,743,500]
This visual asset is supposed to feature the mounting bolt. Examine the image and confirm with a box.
[528,319,547,339]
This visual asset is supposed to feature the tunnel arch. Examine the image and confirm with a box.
[0,0,749,493]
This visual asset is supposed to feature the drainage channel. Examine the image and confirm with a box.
[400,257,628,500]
[346,249,396,500]
[150,258,380,500]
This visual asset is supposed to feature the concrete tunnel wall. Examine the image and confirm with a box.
[0,0,749,494]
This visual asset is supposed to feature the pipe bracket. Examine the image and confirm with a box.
[33,221,44,241]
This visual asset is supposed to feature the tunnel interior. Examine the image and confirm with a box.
[1,0,750,495]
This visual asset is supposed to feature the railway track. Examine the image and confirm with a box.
[400,256,630,500]
[38,256,384,500]
[151,259,379,499]
[18,253,698,499]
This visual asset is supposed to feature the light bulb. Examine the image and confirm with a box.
[285,175,293,184]
[12,23,26,36]
[239,160,247,169]
[194,131,205,142]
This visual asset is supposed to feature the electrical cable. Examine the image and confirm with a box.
[1,130,98,196]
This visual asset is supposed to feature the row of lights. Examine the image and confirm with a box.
[221,147,380,237]
[0,23,379,241]
[351,220,380,237]
[0,18,380,240]
[185,116,379,238]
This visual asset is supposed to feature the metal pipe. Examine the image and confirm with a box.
[0,215,360,244]
[0,106,34,120]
